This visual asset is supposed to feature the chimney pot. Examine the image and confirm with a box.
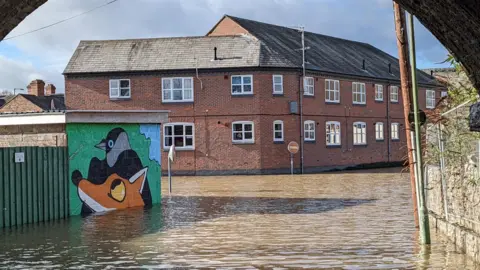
[27,79,45,96]
[46,84,56,96]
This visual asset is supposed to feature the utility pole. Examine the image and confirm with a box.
[300,26,305,174]
[407,12,431,245]
[393,3,419,228]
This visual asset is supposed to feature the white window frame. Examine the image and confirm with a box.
[232,121,255,144]
[325,79,340,103]
[273,120,284,142]
[326,121,341,146]
[375,122,384,141]
[163,122,195,150]
[441,91,448,98]
[109,79,131,99]
[273,75,283,94]
[304,120,316,141]
[304,77,314,96]
[375,84,384,101]
[391,123,400,140]
[162,77,194,103]
[390,86,399,103]
[352,82,366,104]
[426,90,436,109]
[231,75,253,95]
[353,121,367,145]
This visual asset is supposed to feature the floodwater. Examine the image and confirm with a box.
[0,168,477,269]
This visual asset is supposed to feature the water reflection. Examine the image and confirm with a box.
[0,169,478,269]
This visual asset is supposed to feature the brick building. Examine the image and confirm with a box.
[63,15,443,175]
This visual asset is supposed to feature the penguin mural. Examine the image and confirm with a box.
[71,128,153,214]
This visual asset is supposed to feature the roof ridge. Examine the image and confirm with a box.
[225,14,371,47]
[79,35,246,43]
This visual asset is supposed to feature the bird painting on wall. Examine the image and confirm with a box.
[71,128,152,214]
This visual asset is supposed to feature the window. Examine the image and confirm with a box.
[232,121,254,143]
[273,120,284,142]
[426,90,436,109]
[391,123,400,140]
[441,91,448,98]
[304,77,314,96]
[352,82,366,104]
[326,121,341,146]
[375,84,384,101]
[304,120,315,141]
[390,86,399,103]
[164,123,194,150]
[162,77,193,102]
[325,79,340,103]
[375,122,384,141]
[109,79,130,98]
[231,75,253,95]
[353,122,367,145]
[273,75,283,94]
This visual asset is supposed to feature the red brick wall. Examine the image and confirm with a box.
[0,95,42,113]
[207,17,251,37]
[65,70,443,174]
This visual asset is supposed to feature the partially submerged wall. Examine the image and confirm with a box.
[67,123,161,215]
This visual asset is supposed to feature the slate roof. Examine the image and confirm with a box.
[19,94,66,111]
[64,15,438,86]
[64,36,261,74]
[224,15,436,85]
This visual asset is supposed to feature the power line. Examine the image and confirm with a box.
[2,0,121,41]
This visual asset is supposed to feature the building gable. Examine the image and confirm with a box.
[0,95,43,113]
[207,15,252,37]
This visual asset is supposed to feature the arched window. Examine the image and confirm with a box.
[375,122,384,141]
[326,121,341,146]
[353,122,367,145]
[304,120,315,141]
[273,120,284,142]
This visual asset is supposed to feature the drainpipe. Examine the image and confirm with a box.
[299,74,304,174]
[386,83,391,162]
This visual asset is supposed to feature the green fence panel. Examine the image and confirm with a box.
[0,147,69,228]
[3,148,10,227]
[0,149,4,229]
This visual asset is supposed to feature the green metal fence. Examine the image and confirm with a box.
[0,147,69,228]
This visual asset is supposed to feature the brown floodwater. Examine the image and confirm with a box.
[0,168,477,269]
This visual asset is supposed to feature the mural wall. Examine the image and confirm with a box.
[67,124,161,216]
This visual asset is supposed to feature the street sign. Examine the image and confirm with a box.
[288,141,299,154]
[287,141,299,175]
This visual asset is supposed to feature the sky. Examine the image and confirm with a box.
[0,0,449,93]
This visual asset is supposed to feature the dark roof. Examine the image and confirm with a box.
[20,94,66,111]
[225,15,436,85]
[64,15,438,86]
[64,36,262,74]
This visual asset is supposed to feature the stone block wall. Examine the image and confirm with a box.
[0,124,66,147]
[427,165,480,263]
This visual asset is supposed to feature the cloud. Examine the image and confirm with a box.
[0,0,448,92]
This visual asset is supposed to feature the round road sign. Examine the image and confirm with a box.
[288,141,299,154]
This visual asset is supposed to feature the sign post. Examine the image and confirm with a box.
[287,141,299,175]
[167,145,176,195]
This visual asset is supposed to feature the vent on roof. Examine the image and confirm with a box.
[388,63,392,74]
[362,59,366,70]
[214,47,218,61]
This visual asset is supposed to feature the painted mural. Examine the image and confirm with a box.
[67,124,161,216]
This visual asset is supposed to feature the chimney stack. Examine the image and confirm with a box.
[45,84,56,96]
[27,79,45,96]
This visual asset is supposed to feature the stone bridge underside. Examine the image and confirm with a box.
[1,0,479,90]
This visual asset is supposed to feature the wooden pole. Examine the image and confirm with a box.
[393,2,419,228]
